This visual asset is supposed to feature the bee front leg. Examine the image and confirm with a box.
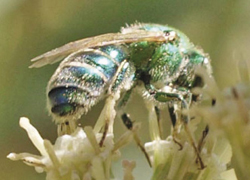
[153,90,183,149]
[154,91,205,169]
[176,96,206,169]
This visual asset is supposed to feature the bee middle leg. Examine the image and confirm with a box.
[121,113,152,167]
[154,106,163,139]
[118,89,152,167]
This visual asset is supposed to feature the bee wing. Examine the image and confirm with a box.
[30,31,167,68]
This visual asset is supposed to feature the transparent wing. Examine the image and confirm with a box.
[30,31,167,68]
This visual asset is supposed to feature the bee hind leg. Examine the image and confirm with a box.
[94,94,118,147]
[96,60,135,147]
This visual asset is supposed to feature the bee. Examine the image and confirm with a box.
[30,23,211,168]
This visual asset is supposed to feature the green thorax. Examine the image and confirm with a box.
[127,40,184,82]
[127,41,160,71]
[124,23,209,86]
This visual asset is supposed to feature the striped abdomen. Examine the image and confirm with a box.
[47,45,130,122]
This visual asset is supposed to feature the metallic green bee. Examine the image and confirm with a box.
[31,23,211,162]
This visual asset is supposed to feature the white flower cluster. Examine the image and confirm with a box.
[7,117,138,180]
[145,132,236,180]
[190,66,250,179]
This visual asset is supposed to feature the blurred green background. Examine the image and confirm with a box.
[1,0,250,179]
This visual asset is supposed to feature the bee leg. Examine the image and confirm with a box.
[194,99,214,157]
[117,88,139,129]
[143,85,167,140]
[117,88,134,110]
[179,98,205,169]
[95,94,118,147]
[154,90,205,169]
[121,113,152,167]
[154,106,163,139]
[97,60,134,147]
[145,101,162,140]
[212,99,216,106]
[121,113,134,130]
[193,99,214,162]
[195,100,214,153]
[195,99,214,153]
[197,125,209,153]
[57,120,77,136]
[167,105,183,150]
[116,88,134,123]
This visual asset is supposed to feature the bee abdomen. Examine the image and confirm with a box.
[47,45,129,121]
[48,87,86,116]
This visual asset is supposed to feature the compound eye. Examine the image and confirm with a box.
[163,30,177,41]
